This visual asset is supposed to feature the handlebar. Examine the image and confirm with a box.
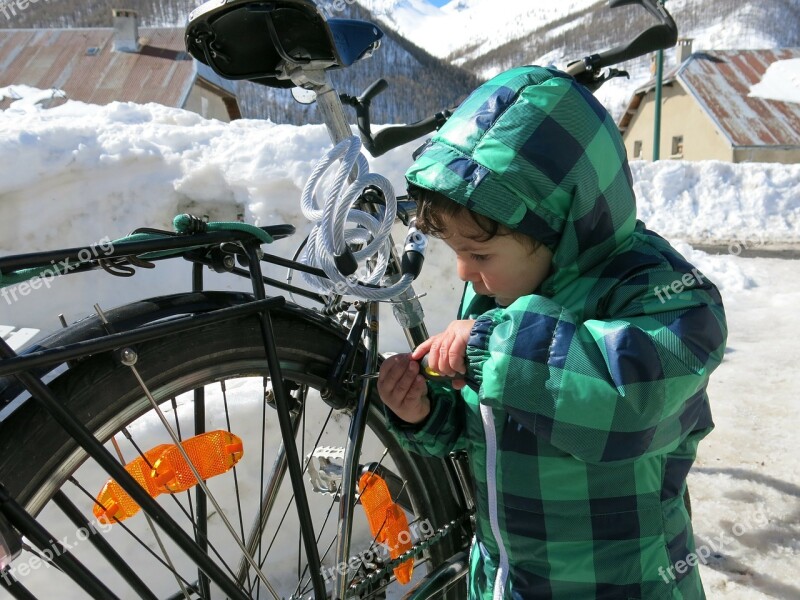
[345,0,677,157]
[566,0,676,87]
[340,82,454,157]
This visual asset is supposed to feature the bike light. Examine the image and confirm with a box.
[400,220,427,279]
[0,512,22,572]
[358,471,413,585]
[94,431,244,524]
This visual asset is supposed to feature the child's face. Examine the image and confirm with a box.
[441,213,553,306]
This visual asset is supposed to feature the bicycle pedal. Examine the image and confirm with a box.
[307,446,345,495]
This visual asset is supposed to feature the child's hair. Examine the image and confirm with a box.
[409,185,542,252]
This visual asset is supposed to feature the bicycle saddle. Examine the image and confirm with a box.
[185,0,383,88]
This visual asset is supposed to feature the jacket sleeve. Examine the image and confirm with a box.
[465,283,727,463]
[384,382,467,458]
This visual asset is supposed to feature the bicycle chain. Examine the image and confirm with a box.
[306,446,473,597]
[349,509,473,597]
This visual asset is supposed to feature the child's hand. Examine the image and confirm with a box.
[411,319,476,390]
[377,353,431,424]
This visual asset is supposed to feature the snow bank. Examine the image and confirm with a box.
[631,160,800,245]
[1,92,797,334]
[2,91,799,599]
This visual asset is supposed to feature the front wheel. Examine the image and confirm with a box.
[0,308,467,599]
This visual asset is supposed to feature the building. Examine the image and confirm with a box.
[0,9,240,121]
[619,44,800,163]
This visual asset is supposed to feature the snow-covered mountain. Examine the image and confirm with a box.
[355,0,800,118]
[357,0,601,61]
[2,0,798,122]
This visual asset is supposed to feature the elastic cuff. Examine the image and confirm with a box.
[384,392,436,433]
[466,315,498,388]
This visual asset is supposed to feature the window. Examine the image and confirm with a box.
[633,140,643,159]
[671,135,684,157]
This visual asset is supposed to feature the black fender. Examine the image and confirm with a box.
[0,291,345,411]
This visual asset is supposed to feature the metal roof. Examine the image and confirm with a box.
[677,49,800,148]
[0,27,203,109]
[620,49,800,148]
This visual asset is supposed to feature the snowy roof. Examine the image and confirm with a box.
[620,49,800,148]
[679,49,800,148]
[0,27,237,110]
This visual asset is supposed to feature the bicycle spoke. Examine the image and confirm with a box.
[126,364,281,599]
[221,380,252,593]
[110,436,192,600]
[69,478,200,596]
[169,397,197,529]
[120,427,242,587]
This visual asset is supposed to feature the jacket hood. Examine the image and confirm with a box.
[406,66,637,297]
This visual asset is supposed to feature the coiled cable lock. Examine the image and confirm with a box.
[299,136,426,301]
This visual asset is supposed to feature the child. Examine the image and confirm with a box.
[377,66,727,599]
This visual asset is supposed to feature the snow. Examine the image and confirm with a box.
[357,0,600,61]
[354,0,795,121]
[630,160,800,245]
[1,90,799,598]
[749,58,800,104]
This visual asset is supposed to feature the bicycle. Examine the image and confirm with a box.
[0,1,677,599]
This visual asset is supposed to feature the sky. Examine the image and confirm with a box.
[0,89,799,599]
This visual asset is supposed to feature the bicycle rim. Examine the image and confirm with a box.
[0,316,462,599]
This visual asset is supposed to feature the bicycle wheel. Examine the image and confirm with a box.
[0,307,467,599]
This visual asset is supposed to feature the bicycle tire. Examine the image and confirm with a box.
[0,308,467,599]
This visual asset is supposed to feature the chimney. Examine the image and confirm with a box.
[676,38,693,65]
[113,9,140,53]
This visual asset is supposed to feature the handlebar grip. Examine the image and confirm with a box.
[566,0,677,79]
[594,24,676,70]
[370,114,443,157]
[359,78,389,104]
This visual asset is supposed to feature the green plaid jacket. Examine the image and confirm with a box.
[390,66,727,599]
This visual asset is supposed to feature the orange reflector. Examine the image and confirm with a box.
[94,430,244,524]
[358,472,413,585]
[94,444,171,524]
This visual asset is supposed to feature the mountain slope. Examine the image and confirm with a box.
[358,0,800,119]
[357,0,603,61]
[0,0,480,125]
[237,1,481,124]
[3,0,798,123]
